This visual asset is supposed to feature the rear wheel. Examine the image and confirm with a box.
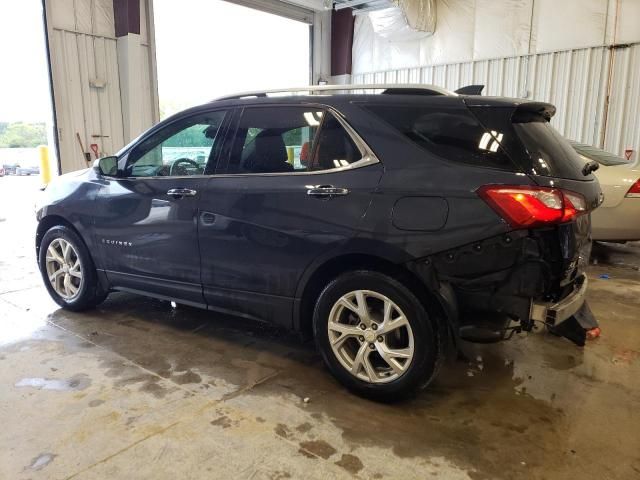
[313,270,440,401]
[38,225,108,311]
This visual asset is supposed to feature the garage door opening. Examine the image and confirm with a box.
[0,0,54,176]
[153,0,311,119]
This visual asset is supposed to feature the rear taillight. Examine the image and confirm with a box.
[477,185,588,228]
[626,179,640,198]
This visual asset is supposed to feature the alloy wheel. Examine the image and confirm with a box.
[45,238,83,300]
[327,290,414,384]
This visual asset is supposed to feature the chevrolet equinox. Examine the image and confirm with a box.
[36,84,601,400]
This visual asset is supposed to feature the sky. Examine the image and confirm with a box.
[0,0,310,123]
[0,0,52,123]
[154,0,311,117]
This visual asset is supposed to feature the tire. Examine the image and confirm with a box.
[313,270,440,401]
[38,225,108,311]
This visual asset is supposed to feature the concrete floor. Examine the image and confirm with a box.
[1,175,639,480]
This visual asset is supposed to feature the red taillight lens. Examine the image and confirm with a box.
[478,185,587,228]
[626,179,640,197]
[561,190,587,222]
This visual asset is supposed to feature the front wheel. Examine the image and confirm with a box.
[38,225,108,311]
[313,270,440,401]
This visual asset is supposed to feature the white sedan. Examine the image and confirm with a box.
[571,142,640,241]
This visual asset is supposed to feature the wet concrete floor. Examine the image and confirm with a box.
[1,176,639,479]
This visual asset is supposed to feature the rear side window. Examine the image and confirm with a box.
[363,105,515,170]
[310,113,363,170]
[227,107,321,174]
[225,106,363,174]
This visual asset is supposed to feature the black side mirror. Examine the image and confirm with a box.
[94,156,118,176]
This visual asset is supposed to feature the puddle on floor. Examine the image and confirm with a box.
[15,373,91,391]
[27,453,57,471]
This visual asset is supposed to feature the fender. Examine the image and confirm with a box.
[292,237,434,334]
[36,168,102,258]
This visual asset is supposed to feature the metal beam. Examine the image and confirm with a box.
[334,0,372,10]
[352,1,393,15]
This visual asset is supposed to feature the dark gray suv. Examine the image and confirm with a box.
[35,85,601,400]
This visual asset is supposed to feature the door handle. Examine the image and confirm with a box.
[167,188,197,198]
[306,185,349,197]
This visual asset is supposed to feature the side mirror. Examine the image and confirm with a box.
[94,156,118,176]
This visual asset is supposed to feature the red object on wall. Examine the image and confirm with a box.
[331,10,355,76]
[624,149,633,161]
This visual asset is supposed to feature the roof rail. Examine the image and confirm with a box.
[213,84,456,101]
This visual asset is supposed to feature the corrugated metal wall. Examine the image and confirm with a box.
[46,0,158,173]
[49,30,124,172]
[352,44,640,161]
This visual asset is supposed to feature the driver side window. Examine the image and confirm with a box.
[125,110,227,177]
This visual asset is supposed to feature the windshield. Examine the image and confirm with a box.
[569,142,629,167]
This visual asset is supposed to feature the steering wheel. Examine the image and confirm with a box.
[169,158,200,176]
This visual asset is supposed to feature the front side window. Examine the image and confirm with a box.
[225,106,363,174]
[125,110,227,177]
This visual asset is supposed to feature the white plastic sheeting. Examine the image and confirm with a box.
[369,8,431,42]
[46,0,159,173]
[352,0,640,74]
[396,0,436,33]
[367,0,435,42]
[352,44,640,160]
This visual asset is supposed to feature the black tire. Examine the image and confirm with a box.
[313,270,440,401]
[38,225,108,311]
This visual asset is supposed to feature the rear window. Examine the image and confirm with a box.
[363,105,517,171]
[512,118,589,179]
[468,106,592,181]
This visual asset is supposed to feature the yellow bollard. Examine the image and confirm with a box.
[38,145,52,185]
[286,146,294,164]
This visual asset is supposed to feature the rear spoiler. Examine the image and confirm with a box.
[455,85,484,95]
[513,102,556,121]
[464,96,557,122]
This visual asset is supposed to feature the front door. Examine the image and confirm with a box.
[93,109,228,306]
[197,106,383,326]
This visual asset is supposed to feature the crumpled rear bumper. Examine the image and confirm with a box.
[530,275,599,346]
[530,276,588,327]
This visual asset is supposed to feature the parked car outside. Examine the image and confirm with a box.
[16,165,40,176]
[35,85,602,400]
[2,164,19,175]
[570,141,640,242]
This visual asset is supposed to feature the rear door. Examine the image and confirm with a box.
[197,105,383,327]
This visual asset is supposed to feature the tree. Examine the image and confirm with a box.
[0,122,47,148]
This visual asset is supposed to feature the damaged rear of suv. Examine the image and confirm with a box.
[358,94,601,350]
